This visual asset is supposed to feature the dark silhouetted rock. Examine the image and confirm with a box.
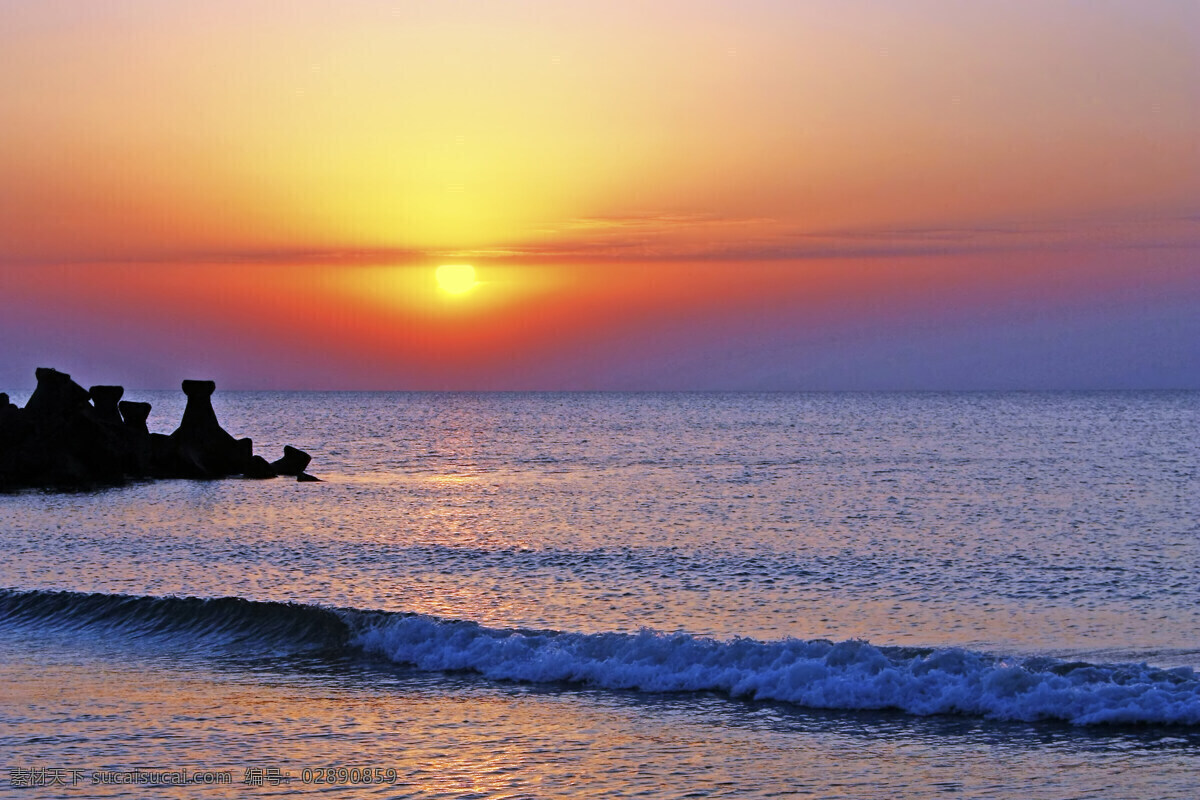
[0,394,27,489]
[0,368,128,488]
[242,455,278,479]
[297,472,322,482]
[25,368,90,420]
[118,401,151,435]
[0,393,20,434]
[168,380,251,478]
[1,368,319,490]
[148,432,175,477]
[270,445,312,476]
[118,401,154,476]
[88,385,125,426]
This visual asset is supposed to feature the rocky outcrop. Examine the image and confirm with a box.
[24,367,90,420]
[0,368,320,491]
[118,401,151,435]
[270,445,311,476]
[271,444,320,482]
[0,393,20,430]
[118,400,154,477]
[168,379,253,478]
[88,386,125,426]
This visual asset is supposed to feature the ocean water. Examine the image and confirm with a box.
[1,391,1198,798]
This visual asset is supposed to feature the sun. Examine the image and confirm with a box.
[435,264,477,294]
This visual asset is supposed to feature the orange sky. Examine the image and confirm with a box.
[0,1,1197,389]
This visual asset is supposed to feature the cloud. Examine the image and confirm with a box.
[499,211,1200,262]
[6,212,1194,268]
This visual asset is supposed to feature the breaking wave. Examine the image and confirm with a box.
[4,588,1198,726]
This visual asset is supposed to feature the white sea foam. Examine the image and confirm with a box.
[7,588,1197,727]
[351,615,1200,726]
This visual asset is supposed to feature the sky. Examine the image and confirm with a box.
[0,0,1197,390]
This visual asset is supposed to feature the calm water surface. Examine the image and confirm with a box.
[1,392,1198,798]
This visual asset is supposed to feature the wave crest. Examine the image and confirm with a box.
[3,588,1197,726]
[351,615,1200,725]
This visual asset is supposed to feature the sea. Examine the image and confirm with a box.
[1,391,1198,799]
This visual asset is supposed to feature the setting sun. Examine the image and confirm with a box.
[436,264,478,295]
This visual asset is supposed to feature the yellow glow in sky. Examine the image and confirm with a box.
[436,264,478,295]
[0,1,1194,265]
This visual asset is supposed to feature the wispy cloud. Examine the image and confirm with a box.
[558,213,778,231]
[6,213,1195,268]
[499,212,1200,261]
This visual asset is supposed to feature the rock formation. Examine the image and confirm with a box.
[118,401,151,435]
[0,368,320,491]
[169,379,252,478]
[88,386,125,426]
[270,445,312,476]
[118,400,154,477]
